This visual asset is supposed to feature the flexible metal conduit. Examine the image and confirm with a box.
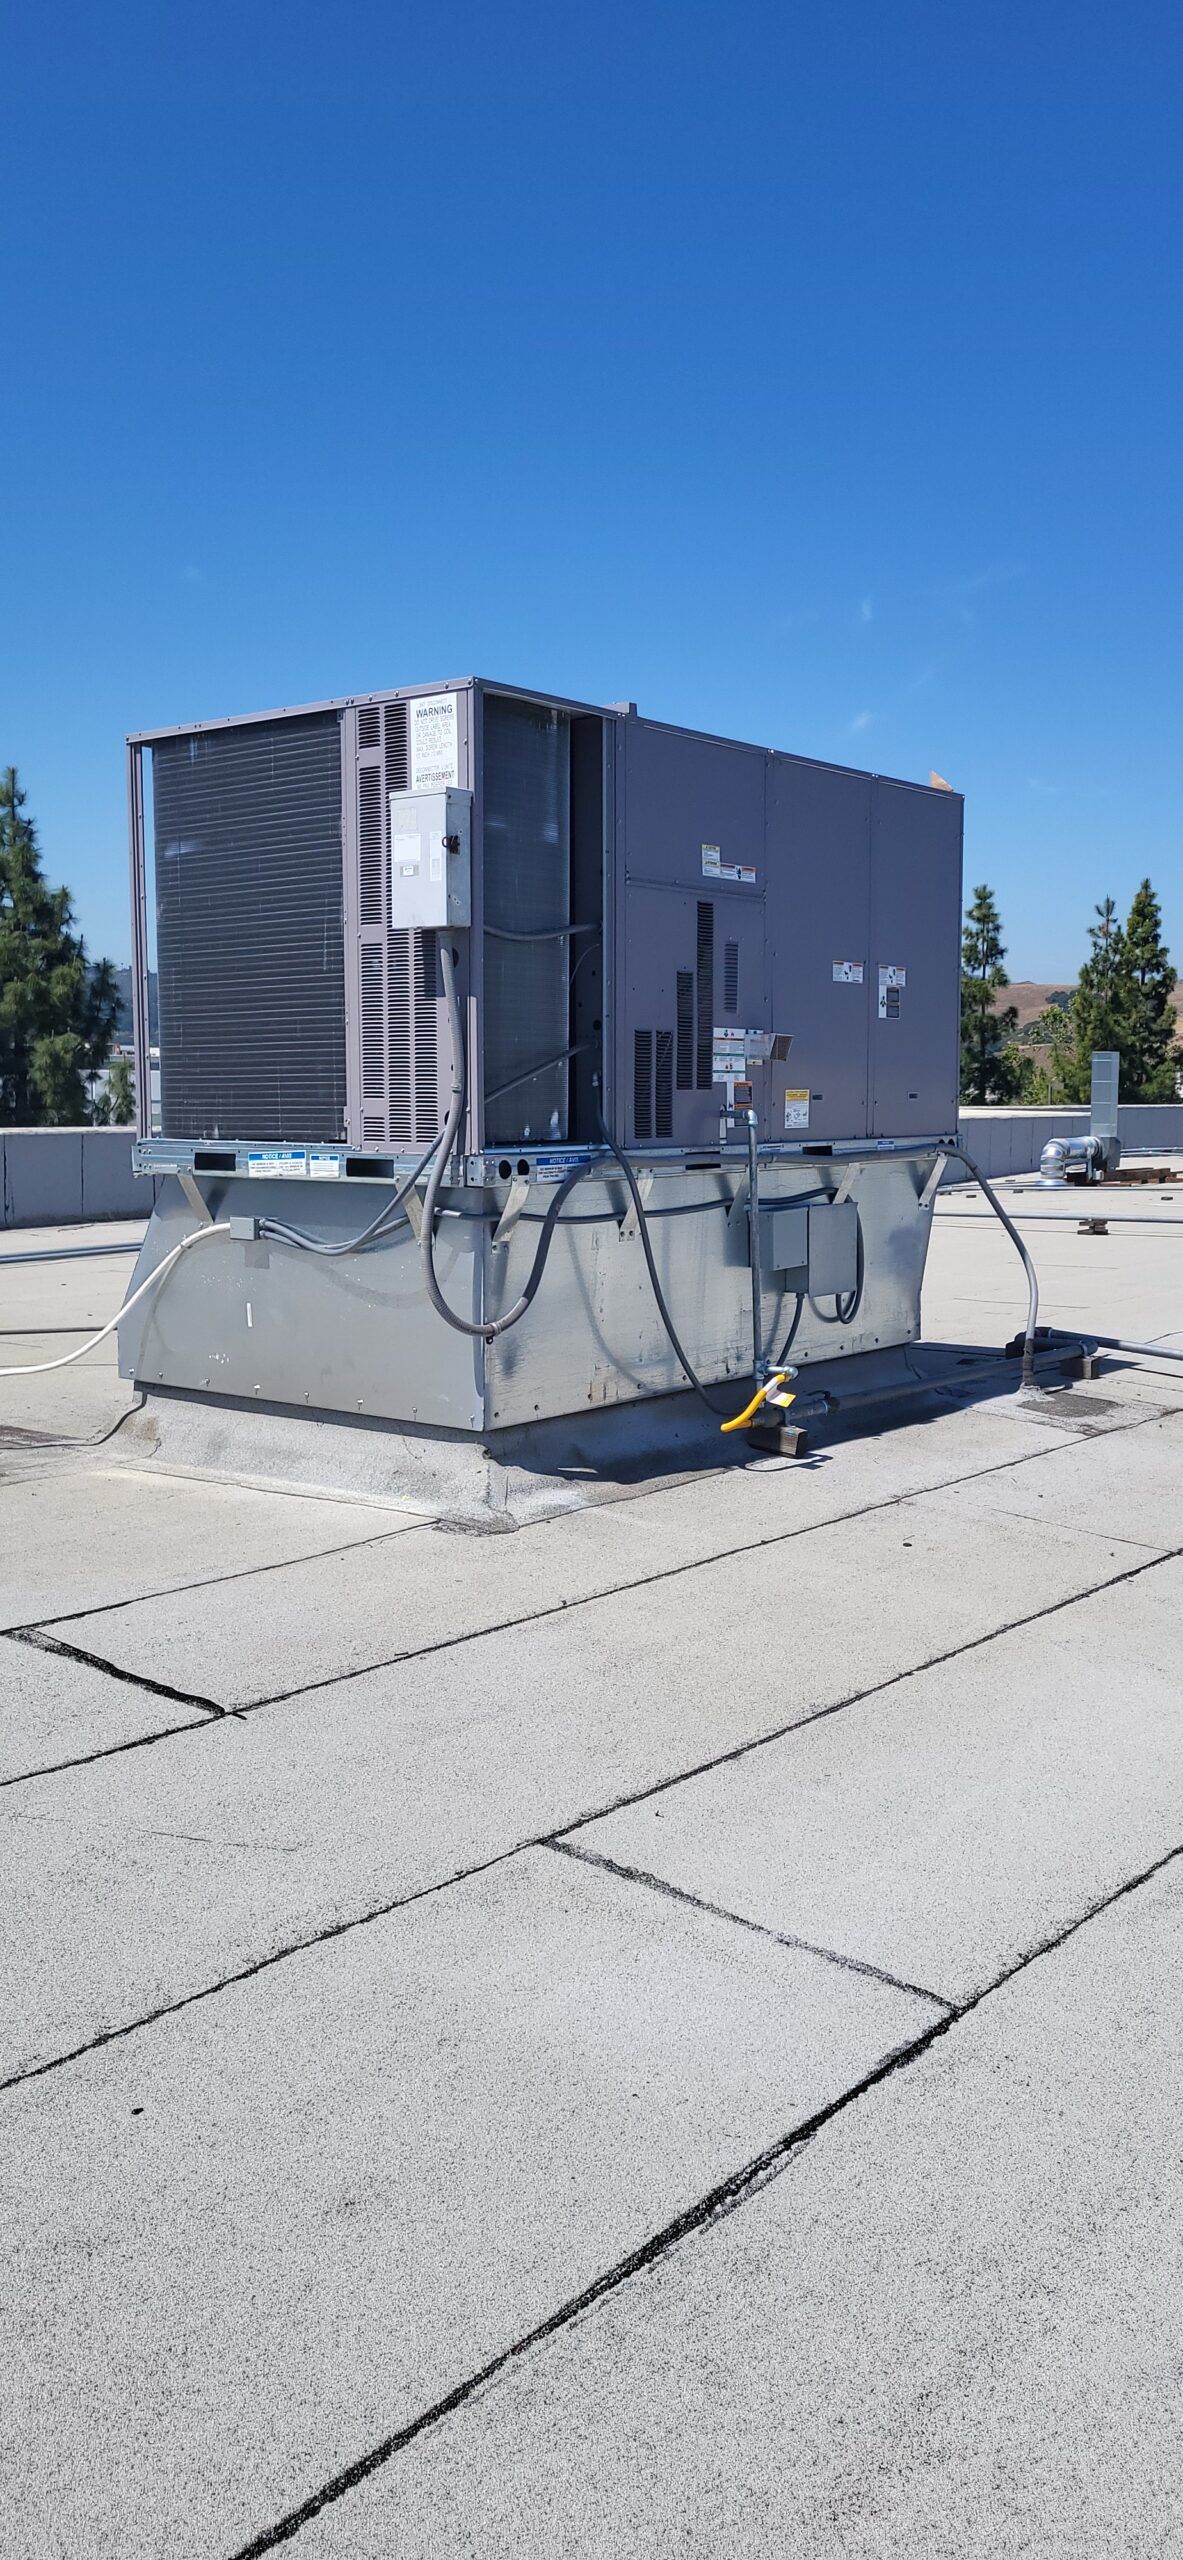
[420,941,589,1343]
[948,1143,1039,1387]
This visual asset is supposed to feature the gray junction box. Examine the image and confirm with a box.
[123,678,963,1444]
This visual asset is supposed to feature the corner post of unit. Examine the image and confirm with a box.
[126,738,151,1142]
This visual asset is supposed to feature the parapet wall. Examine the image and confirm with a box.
[0,1129,147,1227]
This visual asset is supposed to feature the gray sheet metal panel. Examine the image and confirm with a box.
[480,696,571,1147]
[869,779,963,1137]
[614,720,769,1147]
[120,1152,935,1431]
[120,1177,485,1432]
[343,683,474,1153]
[764,757,873,1142]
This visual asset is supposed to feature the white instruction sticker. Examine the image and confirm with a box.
[246,1150,307,1179]
[833,960,864,983]
[783,1089,810,1130]
[878,963,906,1021]
[392,829,422,877]
[701,843,756,886]
[308,1152,341,1179]
[712,1032,748,1080]
[409,691,460,790]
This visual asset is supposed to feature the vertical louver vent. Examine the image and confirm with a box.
[154,711,346,1143]
[414,939,439,1141]
[360,945,385,1099]
[387,931,412,1138]
[384,700,409,791]
[358,767,385,926]
[655,1030,673,1138]
[353,695,438,1150]
[676,971,693,1089]
[696,901,715,1088]
[634,1029,653,1140]
[723,939,739,1018]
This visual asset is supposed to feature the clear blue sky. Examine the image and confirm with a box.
[4,0,1180,980]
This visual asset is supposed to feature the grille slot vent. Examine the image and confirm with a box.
[676,971,693,1089]
[387,932,413,1143]
[360,946,385,1099]
[358,767,385,926]
[414,933,439,1141]
[384,700,409,792]
[723,939,739,1018]
[655,1030,673,1138]
[696,901,714,1089]
[357,704,380,749]
[634,1029,653,1141]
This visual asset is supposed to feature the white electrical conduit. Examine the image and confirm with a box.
[0,1221,231,1376]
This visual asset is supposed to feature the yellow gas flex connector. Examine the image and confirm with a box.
[720,1368,797,1433]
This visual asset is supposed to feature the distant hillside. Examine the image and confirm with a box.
[1003,979,1183,1033]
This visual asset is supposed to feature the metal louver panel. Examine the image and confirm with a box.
[655,1029,673,1138]
[634,1029,653,1140]
[360,945,385,1098]
[153,712,346,1142]
[351,697,441,1148]
[723,939,739,1018]
[384,701,409,789]
[675,971,693,1088]
[358,768,384,923]
[482,696,570,1146]
[696,900,715,1089]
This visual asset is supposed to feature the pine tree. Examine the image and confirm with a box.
[1061,897,1132,1104]
[960,884,1021,1103]
[0,767,121,1124]
[1121,878,1181,1101]
[107,1058,136,1125]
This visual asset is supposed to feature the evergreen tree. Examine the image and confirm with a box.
[1022,1003,1074,1103]
[107,1058,136,1125]
[960,884,1021,1102]
[0,768,120,1124]
[1121,878,1181,1100]
[1062,897,1132,1103]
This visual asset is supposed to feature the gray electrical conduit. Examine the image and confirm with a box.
[420,940,590,1343]
[592,1084,731,1418]
[259,1128,446,1258]
[947,1141,1039,1387]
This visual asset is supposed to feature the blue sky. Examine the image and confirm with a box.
[4,0,1180,979]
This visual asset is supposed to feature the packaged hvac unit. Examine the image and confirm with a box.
[130,677,964,1167]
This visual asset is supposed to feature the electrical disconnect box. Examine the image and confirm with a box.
[388,788,472,932]
[129,679,963,1159]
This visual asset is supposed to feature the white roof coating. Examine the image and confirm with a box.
[2,1178,1182,2555]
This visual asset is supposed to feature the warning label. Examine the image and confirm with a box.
[783,1090,810,1130]
[702,843,757,886]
